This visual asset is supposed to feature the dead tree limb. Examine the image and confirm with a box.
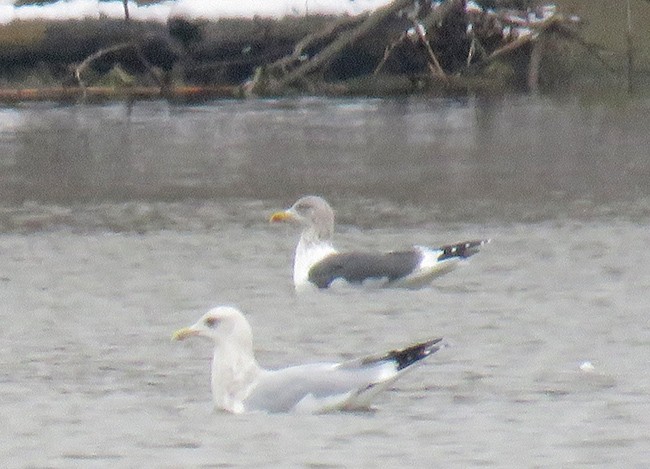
[132,44,165,88]
[373,36,403,76]
[626,0,634,92]
[268,14,367,76]
[373,0,465,77]
[273,0,416,89]
[416,24,447,78]
[74,41,164,91]
[72,6,169,92]
[551,23,618,76]
[420,0,465,35]
[373,23,448,79]
[527,32,544,93]
[122,0,130,21]
[466,34,488,66]
[487,33,535,65]
[464,14,598,75]
[74,42,134,88]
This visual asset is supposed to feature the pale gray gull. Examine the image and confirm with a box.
[270,195,489,291]
[172,306,444,414]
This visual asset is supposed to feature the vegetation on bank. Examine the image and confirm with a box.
[0,0,645,102]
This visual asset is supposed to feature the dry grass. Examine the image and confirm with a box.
[0,20,47,48]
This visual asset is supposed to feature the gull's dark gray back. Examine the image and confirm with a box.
[308,251,421,289]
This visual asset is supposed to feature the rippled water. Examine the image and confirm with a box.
[1,97,649,467]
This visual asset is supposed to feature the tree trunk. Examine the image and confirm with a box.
[123,0,130,22]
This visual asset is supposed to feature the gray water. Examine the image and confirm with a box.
[0,96,649,468]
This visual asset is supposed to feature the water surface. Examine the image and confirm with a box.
[0,96,648,467]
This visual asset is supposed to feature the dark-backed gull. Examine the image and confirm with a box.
[270,195,489,291]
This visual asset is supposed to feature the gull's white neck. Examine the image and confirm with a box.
[294,229,337,288]
[211,342,260,413]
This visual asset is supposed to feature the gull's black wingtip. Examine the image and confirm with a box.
[390,337,444,370]
[437,238,490,261]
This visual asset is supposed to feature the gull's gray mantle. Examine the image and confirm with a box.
[173,306,444,414]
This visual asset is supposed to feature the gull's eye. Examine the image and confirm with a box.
[205,317,219,328]
[295,203,311,215]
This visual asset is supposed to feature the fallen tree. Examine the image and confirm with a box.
[243,0,594,96]
[0,0,627,101]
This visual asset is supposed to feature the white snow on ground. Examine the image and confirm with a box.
[0,0,563,40]
[0,0,395,24]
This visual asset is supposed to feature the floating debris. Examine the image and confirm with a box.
[579,360,595,373]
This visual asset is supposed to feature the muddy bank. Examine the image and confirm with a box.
[0,0,635,100]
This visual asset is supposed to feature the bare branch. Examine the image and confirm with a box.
[75,42,134,89]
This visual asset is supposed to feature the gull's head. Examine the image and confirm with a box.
[172,306,253,348]
[270,195,334,240]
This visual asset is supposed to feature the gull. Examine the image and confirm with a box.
[270,195,489,291]
[172,306,444,414]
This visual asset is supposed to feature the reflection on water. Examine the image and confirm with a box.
[0,97,649,223]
